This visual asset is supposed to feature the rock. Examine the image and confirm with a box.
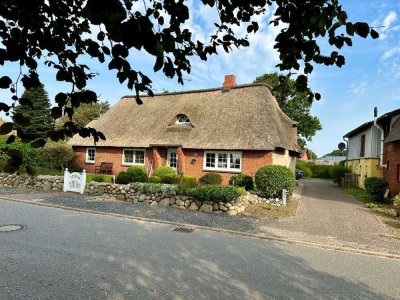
[188,202,199,211]
[42,182,52,191]
[138,194,146,202]
[176,199,185,206]
[199,204,213,212]
[159,198,170,207]
[143,200,150,205]
[226,210,238,216]
[213,203,219,211]
[115,194,126,201]
[237,206,245,213]
[169,198,175,205]
[181,195,189,201]
[150,201,158,206]
[219,204,228,211]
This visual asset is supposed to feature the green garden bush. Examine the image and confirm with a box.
[329,165,351,185]
[190,185,245,203]
[148,175,162,183]
[115,171,134,184]
[228,174,254,191]
[177,176,198,193]
[308,164,333,179]
[199,173,222,185]
[393,194,400,217]
[86,174,113,183]
[127,165,148,182]
[161,173,180,184]
[152,166,176,181]
[295,162,312,178]
[364,177,388,202]
[255,165,296,198]
[37,142,74,169]
[0,136,43,167]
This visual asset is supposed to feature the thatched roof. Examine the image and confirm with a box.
[68,83,298,151]
[385,118,400,143]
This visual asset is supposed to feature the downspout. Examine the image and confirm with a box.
[373,107,386,168]
[343,136,348,165]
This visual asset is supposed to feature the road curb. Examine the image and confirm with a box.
[1,196,400,260]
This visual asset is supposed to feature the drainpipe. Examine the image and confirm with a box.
[343,136,348,165]
[373,107,386,168]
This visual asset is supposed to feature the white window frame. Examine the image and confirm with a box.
[176,114,191,125]
[167,148,178,170]
[203,151,242,172]
[86,147,96,163]
[122,149,146,166]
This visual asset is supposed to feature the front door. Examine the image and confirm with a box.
[167,149,178,170]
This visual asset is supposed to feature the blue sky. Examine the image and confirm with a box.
[1,0,400,157]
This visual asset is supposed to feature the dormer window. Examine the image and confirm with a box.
[176,114,191,125]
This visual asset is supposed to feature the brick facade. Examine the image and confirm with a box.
[383,141,400,196]
[73,146,273,184]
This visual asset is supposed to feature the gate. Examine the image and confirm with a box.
[63,168,86,194]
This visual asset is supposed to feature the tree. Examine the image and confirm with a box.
[13,85,53,140]
[324,149,347,156]
[56,100,110,129]
[0,1,378,172]
[307,149,318,160]
[254,73,322,149]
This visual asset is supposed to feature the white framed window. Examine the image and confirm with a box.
[176,114,191,125]
[86,148,96,163]
[204,151,242,172]
[122,149,145,165]
[167,149,178,169]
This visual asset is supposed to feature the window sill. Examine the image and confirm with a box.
[122,163,145,167]
[203,168,241,174]
[85,161,95,164]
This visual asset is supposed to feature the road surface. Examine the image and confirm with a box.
[1,199,399,299]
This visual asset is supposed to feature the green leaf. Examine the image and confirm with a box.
[346,23,354,36]
[30,138,46,148]
[153,54,164,72]
[25,165,36,176]
[354,22,369,38]
[6,134,16,144]
[19,97,33,107]
[51,107,63,119]
[0,122,14,134]
[370,29,379,39]
[0,76,12,88]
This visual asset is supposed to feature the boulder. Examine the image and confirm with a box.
[188,202,199,211]
[138,194,146,202]
[226,210,238,216]
[199,204,213,212]
[115,194,126,201]
[159,198,170,207]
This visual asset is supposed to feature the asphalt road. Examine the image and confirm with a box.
[1,200,399,299]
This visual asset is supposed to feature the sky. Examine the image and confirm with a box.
[1,0,400,157]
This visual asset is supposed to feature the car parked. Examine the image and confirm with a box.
[295,169,303,180]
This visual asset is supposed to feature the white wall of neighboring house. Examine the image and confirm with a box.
[347,126,381,160]
[273,150,296,171]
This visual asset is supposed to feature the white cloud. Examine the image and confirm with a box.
[378,11,399,39]
[382,46,400,60]
[349,81,368,95]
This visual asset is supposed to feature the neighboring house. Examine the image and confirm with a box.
[68,75,299,184]
[377,109,400,196]
[299,149,309,161]
[344,121,383,188]
[315,155,346,165]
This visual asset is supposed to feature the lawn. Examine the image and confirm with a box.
[86,173,114,183]
[344,187,400,237]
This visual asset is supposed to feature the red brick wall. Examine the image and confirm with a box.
[73,146,152,174]
[383,141,400,196]
[73,146,273,184]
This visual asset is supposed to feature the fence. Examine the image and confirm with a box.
[63,168,86,194]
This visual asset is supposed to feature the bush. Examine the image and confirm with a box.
[115,171,134,184]
[161,174,180,184]
[132,182,177,197]
[127,165,148,182]
[199,173,222,185]
[86,174,113,183]
[364,177,388,202]
[148,176,161,183]
[309,164,333,179]
[229,174,254,191]
[190,185,246,203]
[0,136,43,167]
[255,165,296,198]
[177,176,198,193]
[329,165,351,185]
[152,166,176,181]
[37,142,74,169]
[295,162,312,178]
[393,194,400,217]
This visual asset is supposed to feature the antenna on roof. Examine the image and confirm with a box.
[374,107,378,118]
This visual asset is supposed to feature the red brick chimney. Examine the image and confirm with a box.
[222,75,236,89]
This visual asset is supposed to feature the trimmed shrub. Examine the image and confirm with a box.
[199,173,222,185]
[177,176,198,194]
[152,166,177,181]
[295,162,312,178]
[393,194,400,217]
[148,176,162,183]
[329,165,351,185]
[115,171,134,184]
[309,164,333,179]
[86,174,113,183]
[255,165,296,198]
[190,185,246,203]
[364,177,388,202]
[229,174,254,191]
[127,165,148,182]
[37,142,74,169]
[90,174,106,182]
[161,174,180,184]
[132,182,177,197]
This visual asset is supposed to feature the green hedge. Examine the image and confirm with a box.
[152,166,176,179]
[364,177,388,202]
[329,165,351,185]
[199,173,222,185]
[295,162,312,178]
[309,164,333,179]
[255,165,296,198]
[228,174,254,191]
[86,174,113,183]
[127,165,148,182]
[148,175,162,183]
[189,185,245,203]
[115,171,134,184]
[0,136,43,166]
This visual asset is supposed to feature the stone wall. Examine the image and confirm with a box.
[0,173,285,216]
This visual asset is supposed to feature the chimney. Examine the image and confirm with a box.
[222,75,236,89]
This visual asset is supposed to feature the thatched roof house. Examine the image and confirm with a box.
[69,75,299,183]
